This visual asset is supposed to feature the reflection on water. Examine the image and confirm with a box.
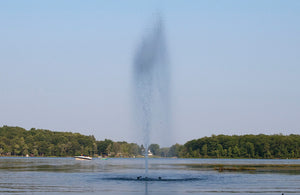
[145,181,148,195]
[0,157,300,194]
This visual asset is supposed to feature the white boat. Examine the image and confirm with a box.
[74,156,92,160]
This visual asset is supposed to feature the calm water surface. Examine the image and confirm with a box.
[0,157,300,194]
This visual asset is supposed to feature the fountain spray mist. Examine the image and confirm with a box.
[133,14,170,177]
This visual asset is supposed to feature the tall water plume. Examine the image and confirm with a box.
[133,15,170,176]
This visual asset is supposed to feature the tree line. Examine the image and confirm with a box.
[0,126,142,157]
[1,126,300,159]
[181,134,300,159]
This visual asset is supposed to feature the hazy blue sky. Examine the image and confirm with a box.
[1,1,299,146]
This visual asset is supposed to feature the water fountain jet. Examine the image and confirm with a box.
[133,14,170,179]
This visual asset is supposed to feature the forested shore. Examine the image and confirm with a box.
[1,126,300,159]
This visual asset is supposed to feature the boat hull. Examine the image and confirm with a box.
[74,156,92,160]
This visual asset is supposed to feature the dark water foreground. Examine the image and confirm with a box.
[0,157,300,194]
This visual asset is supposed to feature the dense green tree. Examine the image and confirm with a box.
[149,144,160,155]
[168,143,182,157]
[96,139,113,155]
[129,143,140,157]
[159,147,170,157]
[201,144,208,157]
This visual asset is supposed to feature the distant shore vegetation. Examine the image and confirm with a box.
[1,126,300,159]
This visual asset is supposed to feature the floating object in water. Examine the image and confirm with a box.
[74,156,92,160]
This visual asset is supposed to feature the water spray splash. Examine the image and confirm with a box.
[133,15,170,177]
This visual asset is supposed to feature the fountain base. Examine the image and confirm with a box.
[104,176,202,182]
[137,176,162,181]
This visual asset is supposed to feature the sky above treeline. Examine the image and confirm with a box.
[1,1,300,146]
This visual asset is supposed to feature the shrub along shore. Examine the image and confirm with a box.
[1,126,300,159]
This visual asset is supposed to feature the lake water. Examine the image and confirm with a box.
[1,157,300,194]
